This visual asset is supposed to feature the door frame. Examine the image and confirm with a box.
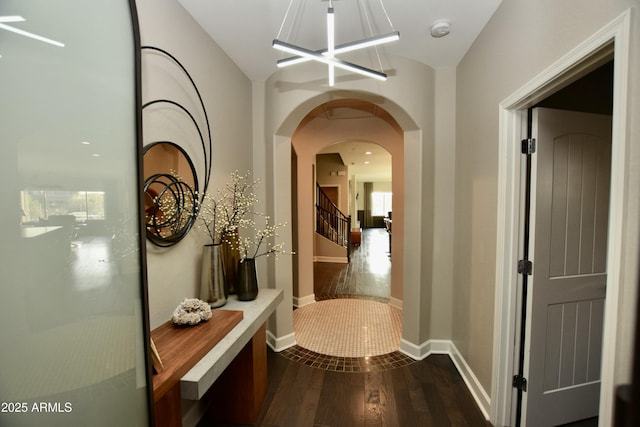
[491,10,631,426]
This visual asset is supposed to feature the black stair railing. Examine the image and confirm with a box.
[316,184,351,260]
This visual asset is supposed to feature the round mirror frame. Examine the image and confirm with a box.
[143,141,198,247]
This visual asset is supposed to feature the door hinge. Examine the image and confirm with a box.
[521,138,536,155]
[518,259,532,275]
[513,375,528,392]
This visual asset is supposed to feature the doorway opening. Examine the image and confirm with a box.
[492,10,631,427]
[515,76,613,426]
[290,99,404,360]
[315,140,393,301]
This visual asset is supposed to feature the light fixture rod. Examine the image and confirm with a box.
[0,16,25,23]
[272,2,397,84]
[327,7,335,86]
[0,21,64,47]
[273,39,387,80]
[276,31,400,68]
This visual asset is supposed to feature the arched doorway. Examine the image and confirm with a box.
[315,140,393,302]
[283,99,406,361]
[291,99,404,310]
[268,90,430,363]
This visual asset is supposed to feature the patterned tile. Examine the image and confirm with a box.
[279,345,415,373]
[285,298,413,372]
[286,229,412,372]
[293,299,402,357]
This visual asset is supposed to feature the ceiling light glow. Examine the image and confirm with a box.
[0,16,25,23]
[0,15,65,47]
[276,32,400,68]
[273,40,387,81]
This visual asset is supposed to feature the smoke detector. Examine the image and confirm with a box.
[430,20,451,38]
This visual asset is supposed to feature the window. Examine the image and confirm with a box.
[371,192,392,216]
[21,190,106,224]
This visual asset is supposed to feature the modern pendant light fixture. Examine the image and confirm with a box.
[272,0,399,86]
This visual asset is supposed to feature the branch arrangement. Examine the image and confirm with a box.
[196,170,258,245]
[196,170,293,260]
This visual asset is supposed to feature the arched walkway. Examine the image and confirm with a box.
[290,98,404,308]
[294,228,399,360]
[268,90,431,362]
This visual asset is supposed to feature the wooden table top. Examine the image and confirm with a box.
[151,309,243,401]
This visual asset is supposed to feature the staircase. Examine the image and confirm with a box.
[316,184,351,260]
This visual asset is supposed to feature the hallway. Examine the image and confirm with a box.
[249,351,492,427]
[238,229,600,427]
[202,229,497,427]
[220,229,488,426]
[286,227,406,372]
[314,228,392,302]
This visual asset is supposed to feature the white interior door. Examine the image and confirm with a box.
[523,107,612,426]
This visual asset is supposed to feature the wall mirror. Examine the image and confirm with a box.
[143,141,198,246]
[141,46,212,247]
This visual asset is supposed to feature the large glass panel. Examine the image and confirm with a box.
[0,1,150,426]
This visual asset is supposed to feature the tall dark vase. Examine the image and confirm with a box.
[236,258,258,301]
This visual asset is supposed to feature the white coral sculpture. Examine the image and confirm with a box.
[171,298,212,326]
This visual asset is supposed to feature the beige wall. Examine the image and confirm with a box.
[432,67,456,340]
[454,0,639,402]
[137,0,253,329]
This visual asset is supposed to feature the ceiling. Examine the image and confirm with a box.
[311,100,395,181]
[319,140,392,182]
[178,0,502,82]
[177,0,503,182]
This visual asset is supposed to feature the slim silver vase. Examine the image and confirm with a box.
[200,244,227,308]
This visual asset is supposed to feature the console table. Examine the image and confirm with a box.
[152,288,284,427]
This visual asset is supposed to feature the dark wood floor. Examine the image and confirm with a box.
[281,229,490,426]
[560,418,599,426]
[237,350,491,427]
[200,228,600,426]
[314,228,391,302]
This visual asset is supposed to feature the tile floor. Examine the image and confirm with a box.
[278,345,415,373]
[282,228,414,372]
[293,298,402,357]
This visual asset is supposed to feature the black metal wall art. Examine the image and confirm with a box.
[141,46,212,247]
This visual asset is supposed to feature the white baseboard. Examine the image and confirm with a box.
[399,338,429,360]
[399,338,450,360]
[449,341,491,421]
[293,294,316,308]
[266,331,296,352]
[389,296,403,310]
[428,339,452,354]
[314,256,348,263]
[399,339,490,421]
